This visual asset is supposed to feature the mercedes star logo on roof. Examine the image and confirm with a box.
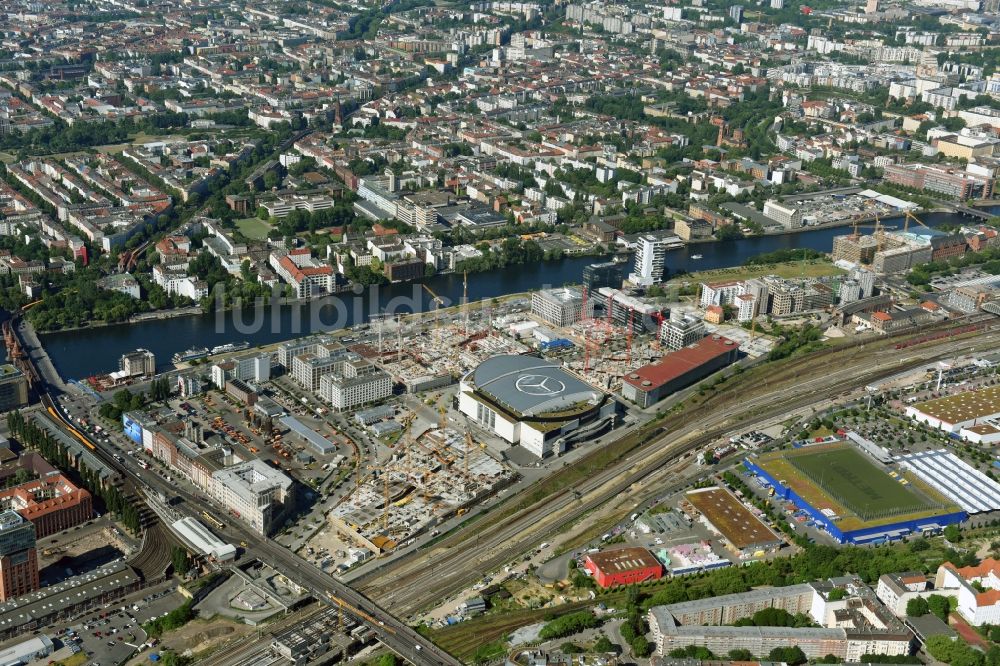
[515,374,566,396]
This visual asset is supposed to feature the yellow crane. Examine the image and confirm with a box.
[464,428,475,479]
[903,209,930,233]
[367,466,391,532]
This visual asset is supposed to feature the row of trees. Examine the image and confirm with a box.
[454,237,546,274]
[537,611,601,640]
[143,600,195,638]
[5,411,141,533]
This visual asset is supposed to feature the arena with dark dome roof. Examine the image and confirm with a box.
[459,354,616,458]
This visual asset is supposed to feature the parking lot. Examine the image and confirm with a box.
[54,583,183,666]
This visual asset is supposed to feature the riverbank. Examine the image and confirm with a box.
[38,210,966,380]
[687,206,953,246]
[129,306,204,323]
[666,258,845,286]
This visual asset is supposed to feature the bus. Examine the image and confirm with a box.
[201,511,225,530]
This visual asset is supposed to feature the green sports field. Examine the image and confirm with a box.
[786,445,935,520]
[755,443,959,530]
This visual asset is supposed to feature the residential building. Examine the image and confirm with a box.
[270,248,335,298]
[700,280,743,308]
[763,200,803,229]
[659,310,707,350]
[209,460,292,536]
[876,572,929,616]
[936,558,1000,626]
[629,235,668,286]
[649,578,913,660]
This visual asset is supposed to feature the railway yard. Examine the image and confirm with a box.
[0,286,997,666]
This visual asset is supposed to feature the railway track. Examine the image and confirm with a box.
[356,321,1000,616]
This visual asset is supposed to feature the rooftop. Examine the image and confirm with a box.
[586,547,661,573]
[466,354,602,418]
[623,335,737,392]
[685,486,781,550]
[910,384,1000,425]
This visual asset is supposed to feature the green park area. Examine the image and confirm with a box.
[236,217,273,240]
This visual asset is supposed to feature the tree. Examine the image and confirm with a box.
[631,635,652,658]
[944,524,962,542]
[906,596,929,617]
[768,646,807,665]
[729,649,754,660]
[928,594,952,622]
[263,171,280,190]
[538,612,601,639]
[171,546,191,575]
[592,636,615,653]
[376,655,398,666]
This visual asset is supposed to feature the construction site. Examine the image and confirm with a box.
[832,210,952,275]
[564,315,665,394]
[311,425,516,571]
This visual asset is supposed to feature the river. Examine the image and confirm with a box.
[39,210,977,380]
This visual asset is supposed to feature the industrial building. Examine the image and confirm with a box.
[530,287,589,327]
[458,354,614,458]
[172,517,237,562]
[622,335,739,408]
[118,349,155,378]
[684,486,782,556]
[280,415,336,455]
[225,378,258,406]
[0,561,140,641]
[896,449,1000,514]
[0,635,54,665]
[648,577,914,660]
[0,509,38,601]
[583,547,663,588]
[905,384,1000,434]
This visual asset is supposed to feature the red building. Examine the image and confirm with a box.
[0,474,92,539]
[583,547,663,588]
[0,510,39,601]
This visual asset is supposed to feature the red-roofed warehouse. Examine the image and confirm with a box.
[622,335,739,408]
